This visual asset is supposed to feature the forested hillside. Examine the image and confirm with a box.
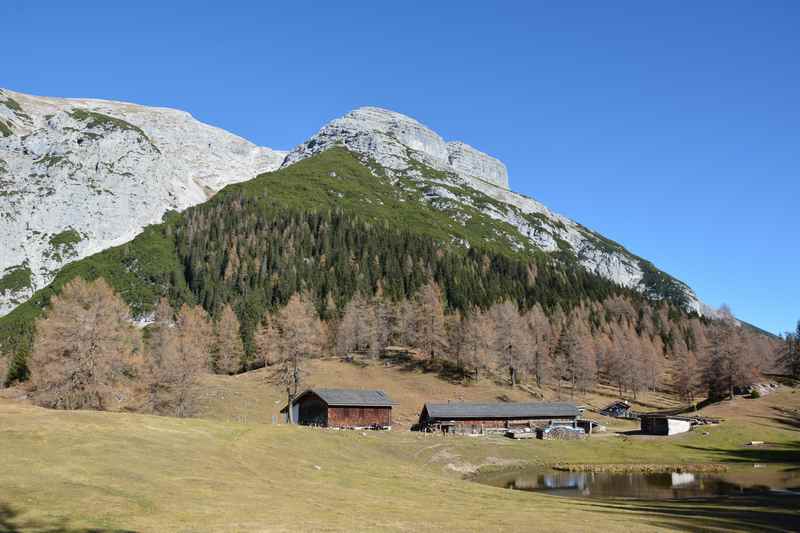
[0,148,780,401]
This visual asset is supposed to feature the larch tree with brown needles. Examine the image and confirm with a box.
[0,355,8,389]
[486,301,529,388]
[777,321,800,379]
[267,293,324,422]
[253,316,278,367]
[412,281,448,361]
[213,304,244,375]
[144,300,213,416]
[335,293,379,358]
[28,277,142,411]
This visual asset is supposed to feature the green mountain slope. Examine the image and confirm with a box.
[0,148,690,378]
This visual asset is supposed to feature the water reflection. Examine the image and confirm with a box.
[479,465,800,499]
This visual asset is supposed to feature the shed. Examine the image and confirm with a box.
[640,415,693,436]
[599,400,635,419]
[417,402,580,434]
[281,388,394,429]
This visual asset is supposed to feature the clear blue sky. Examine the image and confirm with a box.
[3,2,798,334]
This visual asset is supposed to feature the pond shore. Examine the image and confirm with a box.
[552,463,729,473]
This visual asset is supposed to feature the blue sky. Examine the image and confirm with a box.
[3,2,798,334]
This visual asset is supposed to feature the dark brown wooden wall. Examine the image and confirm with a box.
[421,415,577,431]
[327,406,392,427]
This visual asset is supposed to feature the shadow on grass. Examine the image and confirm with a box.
[768,407,800,431]
[618,429,646,436]
[575,493,800,533]
[681,440,800,467]
[395,356,477,384]
[0,502,135,533]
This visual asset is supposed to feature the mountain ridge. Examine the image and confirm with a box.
[284,106,701,312]
[1,89,701,319]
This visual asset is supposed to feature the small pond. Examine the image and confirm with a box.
[475,464,800,499]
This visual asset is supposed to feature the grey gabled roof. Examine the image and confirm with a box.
[295,388,395,407]
[423,402,579,420]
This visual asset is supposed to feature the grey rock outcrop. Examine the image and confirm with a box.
[0,88,286,315]
[283,107,510,190]
[446,141,508,189]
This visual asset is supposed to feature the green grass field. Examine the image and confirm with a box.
[1,360,799,532]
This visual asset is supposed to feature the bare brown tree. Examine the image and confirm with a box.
[445,310,466,369]
[28,277,142,410]
[145,298,176,366]
[268,293,324,422]
[253,317,277,367]
[411,282,448,360]
[335,293,379,357]
[672,338,699,402]
[777,321,800,378]
[213,304,244,375]
[391,299,417,347]
[701,320,758,400]
[604,296,637,324]
[641,337,664,393]
[554,321,595,398]
[143,302,212,417]
[486,301,529,387]
[524,304,554,388]
[604,325,635,398]
[459,310,491,380]
[0,355,8,388]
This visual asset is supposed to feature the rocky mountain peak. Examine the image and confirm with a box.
[283,106,509,190]
[1,90,703,318]
[283,105,701,314]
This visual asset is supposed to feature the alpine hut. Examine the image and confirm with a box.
[281,388,394,429]
[417,402,580,434]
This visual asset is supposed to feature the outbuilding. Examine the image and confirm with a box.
[640,415,693,436]
[600,400,635,419]
[281,388,394,429]
[417,402,580,434]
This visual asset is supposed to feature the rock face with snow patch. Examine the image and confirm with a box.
[0,88,286,315]
[285,107,701,312]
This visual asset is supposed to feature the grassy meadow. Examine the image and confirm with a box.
[1,358,799,532]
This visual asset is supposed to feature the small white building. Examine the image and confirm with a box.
[640,415,693,436]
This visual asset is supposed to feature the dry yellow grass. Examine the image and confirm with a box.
[195,357,679,430]
[0,358,798,532]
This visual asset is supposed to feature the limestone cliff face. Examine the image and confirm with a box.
[446,141,508,189]
[283,107,509,189]
[285,107,701,312]
[0,88,286,315]
[0,93,701,316]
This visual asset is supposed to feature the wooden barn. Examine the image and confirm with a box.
[281,389,394,429]
[417,402,580,434]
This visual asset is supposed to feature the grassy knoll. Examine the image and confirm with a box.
[1,358,799,531]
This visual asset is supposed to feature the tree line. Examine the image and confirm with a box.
[12,274,786,416]
[778,321,800,380]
